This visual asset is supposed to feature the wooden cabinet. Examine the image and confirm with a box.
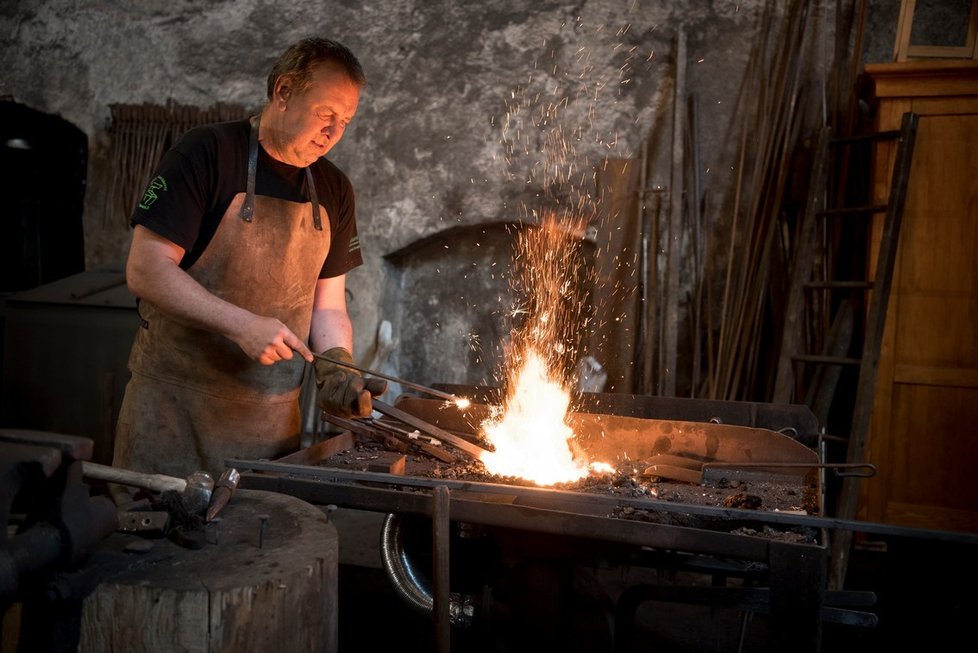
[862,61,978,533]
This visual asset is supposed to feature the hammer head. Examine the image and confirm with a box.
[153,470,213,530]
[181,471,215,518]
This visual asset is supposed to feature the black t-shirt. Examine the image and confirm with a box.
[131,118,362,278]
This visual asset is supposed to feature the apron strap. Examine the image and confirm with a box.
[306,168,323,231]
[241,114,321,231]
[240,116,260,222]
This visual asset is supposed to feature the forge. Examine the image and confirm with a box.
[230,388,880,652]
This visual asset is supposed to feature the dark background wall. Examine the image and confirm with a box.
[0,0,908,392]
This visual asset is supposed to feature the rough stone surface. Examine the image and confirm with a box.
[0,0,911,388]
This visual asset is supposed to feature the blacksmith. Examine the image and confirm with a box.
[113,37,385,479]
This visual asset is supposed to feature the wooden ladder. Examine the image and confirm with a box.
[771,111,919,589]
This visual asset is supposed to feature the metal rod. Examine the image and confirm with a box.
[312,353,462,403]
[702,462,878,478]
[372,399,489,460]
[229,459,978,546]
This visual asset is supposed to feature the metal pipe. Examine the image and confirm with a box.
[235,459,978,547]
[379,513,475,627]
[636,139,650,395]
[379,513,431,615]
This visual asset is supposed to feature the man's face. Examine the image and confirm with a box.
[266,62,361,168]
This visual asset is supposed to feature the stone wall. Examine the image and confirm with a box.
[1,0,907,391]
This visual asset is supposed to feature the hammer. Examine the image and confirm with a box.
[82,461,214,518]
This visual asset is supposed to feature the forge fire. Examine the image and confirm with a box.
[474,212,610,486]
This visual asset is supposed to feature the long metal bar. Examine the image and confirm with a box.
[313,353,462,403]
[701,461,877,478]
[237,470,775,561]
[661,26,686,397]
[432,486,450,653]
[227,458,978,546]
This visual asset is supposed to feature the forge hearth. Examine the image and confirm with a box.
[231,391,879,652]
[237,389,830,540]
[310,434,820,525]
[309,392,823,521]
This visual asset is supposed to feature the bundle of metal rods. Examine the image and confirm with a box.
[704,0,869,401]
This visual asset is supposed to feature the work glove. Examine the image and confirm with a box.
[314,347,387,418]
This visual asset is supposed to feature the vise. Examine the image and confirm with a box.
[0,429,118,651]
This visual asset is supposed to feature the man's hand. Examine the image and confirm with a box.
[315,347,387,417]
[233,315,314,365]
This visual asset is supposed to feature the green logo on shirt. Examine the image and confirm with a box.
[138,176,168,210]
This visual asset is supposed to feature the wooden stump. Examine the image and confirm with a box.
[80,489,338,652]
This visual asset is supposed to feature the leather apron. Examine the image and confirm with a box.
[113,118,331,478]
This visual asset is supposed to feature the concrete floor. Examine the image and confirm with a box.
[331,508,976,652]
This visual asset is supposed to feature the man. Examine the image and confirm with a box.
[113,37,384,479]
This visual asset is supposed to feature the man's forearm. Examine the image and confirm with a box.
[131,260,312,364]
[126,225,254,342]
[310,308,353,355]
[130,258,252,342]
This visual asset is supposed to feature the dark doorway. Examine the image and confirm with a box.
[1,100,87,293]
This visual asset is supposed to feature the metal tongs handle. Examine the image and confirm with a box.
[825,463,877,478]
[312,353,463,404]
[371,399,491,461]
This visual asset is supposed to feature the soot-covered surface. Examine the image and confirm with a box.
[313,433,821,544]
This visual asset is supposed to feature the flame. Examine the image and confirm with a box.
[589,461,615,475]
[475,212,612,486]
[481,30,634,485]
[479,350,589,485]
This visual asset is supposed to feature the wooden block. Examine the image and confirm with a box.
[80,489,338,652]
[366,452,406,475]
[274,430,354,466]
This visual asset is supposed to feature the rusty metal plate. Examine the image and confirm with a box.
[568,413,818,470]
[393,396,818,478]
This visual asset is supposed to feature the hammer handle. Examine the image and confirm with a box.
[82,461,187,494]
